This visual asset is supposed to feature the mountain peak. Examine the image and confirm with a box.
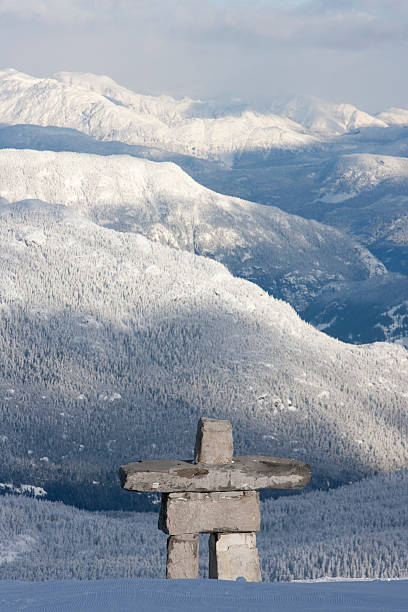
[268,94,387,134]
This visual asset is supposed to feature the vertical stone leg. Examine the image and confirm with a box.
[166,534,199,579]
[209,532,261,582]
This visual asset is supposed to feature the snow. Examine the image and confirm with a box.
[376,107,408,126]
[0,69,401,163]
[0,579,406,612]
[0,70,317,159]
[0,483,46,497]
[375,301,408,346]
[0,148,385,315]
[316,317,338,331]
[268,95,387,134]
[0,69,406,343]
[0,197,407,479]
[319,154,408,203]
[0,536,35,566]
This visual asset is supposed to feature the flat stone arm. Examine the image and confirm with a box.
[120,455,311,492]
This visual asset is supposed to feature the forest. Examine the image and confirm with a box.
[1,469,407,582]
[0,198,407,510]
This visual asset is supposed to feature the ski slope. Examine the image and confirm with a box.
[0,578,407,612]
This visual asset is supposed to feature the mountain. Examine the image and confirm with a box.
[304,274,408,345]
[317,154,408,204]
[189,150,408,345]
[0,69,407,345]
[0,198,407,510]
[0,123,209,172]
[0,69,405,164]
[0,148,385,312]
[293,153,408,278]
[0,69,316,160]
[267,95,387,134]
[376,108,408,126]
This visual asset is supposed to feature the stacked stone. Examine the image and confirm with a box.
[160,418,261,581]
[120,417,311,582]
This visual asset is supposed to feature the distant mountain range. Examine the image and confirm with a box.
[0,70,406,346]
[1,69,406,162]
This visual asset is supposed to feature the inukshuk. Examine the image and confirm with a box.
[120,418,311,581]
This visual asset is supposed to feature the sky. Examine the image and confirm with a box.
[0,0,406,112]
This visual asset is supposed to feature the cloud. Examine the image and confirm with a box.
[0,0,406,112]
[148,0,408,51]
[1,0,407,48]
[0,0,93,23]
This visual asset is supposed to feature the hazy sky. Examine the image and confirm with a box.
[0,0,406,112]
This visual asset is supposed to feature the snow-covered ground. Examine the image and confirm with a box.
[0,578,407,612]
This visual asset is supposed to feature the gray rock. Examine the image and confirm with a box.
[194,417,233,464]
[159,490,260,535]
[120,455,312,492]
[166,534,199,579]
[209,532,261,582]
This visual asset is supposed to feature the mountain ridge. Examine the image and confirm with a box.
[0,148,385,313]
[1,69,405,161]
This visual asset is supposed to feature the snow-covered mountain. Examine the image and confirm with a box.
[189,148,408,344]
[317,154,408,204]
[0,68,406,164]
[301,154,408,282]
[0,148,384,311]
[2,69,405,163]
[0,198,407,509]
[0,69,407,345]
[267,95,387,134]
[0,69,317,160]
[53,71,211,122]
[304,275,408,346]
[376,107,408,126]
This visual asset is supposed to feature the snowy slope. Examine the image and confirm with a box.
[0,148,385,310]
[186,147,408,343]
[0,69,404,165]
[377,107,408,126]
[53,71,207,123]
[310,154,408,279]
[318,154,408,203]
[0,65,406,343]
[0,578,407,612]
[0,69,316,159]
[205,150,408,275]
[54,72,393,138]
[268,95,387,134]
[304,275,408,347]
[0,198,407,509]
